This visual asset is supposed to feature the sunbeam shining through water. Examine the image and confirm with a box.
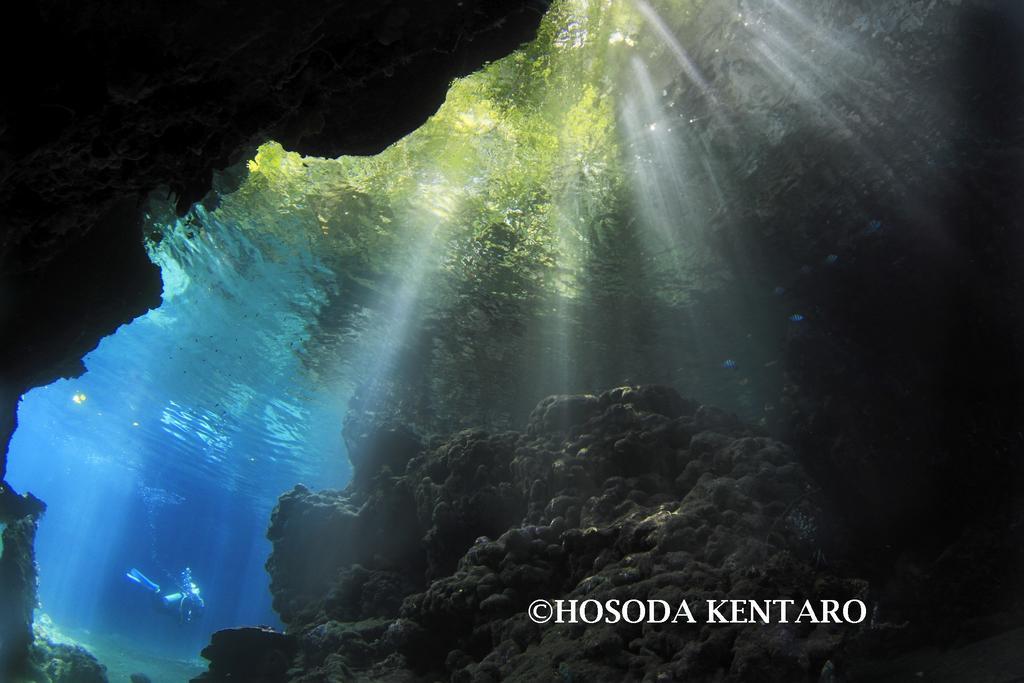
[6,0,1021,678]
[5,0,798,672]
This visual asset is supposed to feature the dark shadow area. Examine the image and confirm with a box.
[779,0,1024,645]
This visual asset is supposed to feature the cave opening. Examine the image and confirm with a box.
[3,0,1024,680]
[7,1,783,674]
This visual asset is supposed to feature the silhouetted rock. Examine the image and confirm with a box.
[191,627,298,683]
[0,486,45,680]
[0,2,551,676]
[262,387,866,681]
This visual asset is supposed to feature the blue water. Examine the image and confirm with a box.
[7,204,351,662]
[0,9,797,665]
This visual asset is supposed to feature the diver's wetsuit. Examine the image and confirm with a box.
[126,567,205,624]
[156,590,204,622]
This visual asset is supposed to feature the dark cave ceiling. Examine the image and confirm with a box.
[0,0,553,475]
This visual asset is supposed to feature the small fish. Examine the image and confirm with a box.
[721,359,738,370]
[773,286,786,296]
[799,265,812,275]
[866,219,882,234]
[788,313,805,322]
[824,254,838,265]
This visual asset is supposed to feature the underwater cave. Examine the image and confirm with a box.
[1,0,1023,681]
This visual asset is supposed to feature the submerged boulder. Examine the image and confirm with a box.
[191,627,298,683]
[258,386,869,681]
[28,615,108,683]
[31,641,107,683]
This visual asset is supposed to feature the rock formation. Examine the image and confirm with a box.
[0,486,45,680]
[197,387,880,681]
[4,0,1024,678]
[0,1,551,675]
[29,636,108,683]
[191,627,298,683]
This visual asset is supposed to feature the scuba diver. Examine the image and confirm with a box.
[126,566,205,624]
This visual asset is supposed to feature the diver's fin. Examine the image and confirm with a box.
[126,567,161,593]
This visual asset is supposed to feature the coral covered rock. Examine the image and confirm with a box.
[32,642,108,683]
[29,615,108,683]
[257,386,867,681]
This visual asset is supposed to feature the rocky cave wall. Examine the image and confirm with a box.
[0,502,41,677]
[2,0,1023,679]
[215,387,873,682]
[0,0,552,677]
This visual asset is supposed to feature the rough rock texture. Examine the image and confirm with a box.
[0,486,45,680]
[0,2,550,676]
[5,0,1024,677]
[29,633,109,683]
[191,627,298,683]
[239,387,881,682]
